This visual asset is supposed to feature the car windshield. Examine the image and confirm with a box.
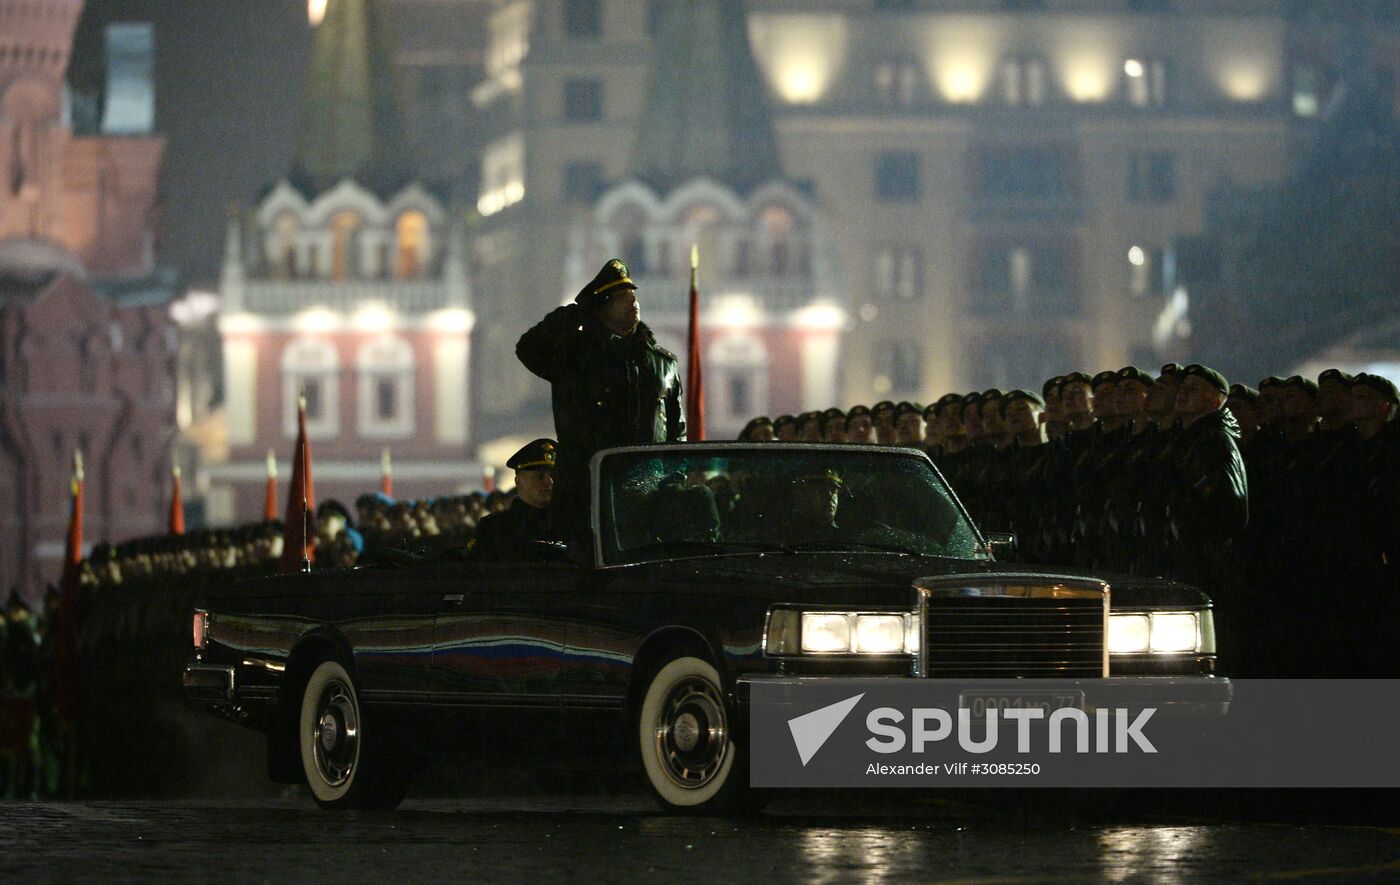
[595,445,988,566]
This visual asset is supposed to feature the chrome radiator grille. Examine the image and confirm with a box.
[914,576,1109,678]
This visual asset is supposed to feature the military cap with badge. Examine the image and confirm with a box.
[574,259,636,309]
[507,438,558,471]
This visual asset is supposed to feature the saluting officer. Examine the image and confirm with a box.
[517,260,686,541]
[469,439,564,562]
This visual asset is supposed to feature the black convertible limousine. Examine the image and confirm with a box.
[185,444,1225,812]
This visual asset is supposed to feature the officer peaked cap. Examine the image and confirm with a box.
[507,438,558,471]
[574,259,636,308]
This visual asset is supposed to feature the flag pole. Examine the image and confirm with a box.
[686,243,705,441]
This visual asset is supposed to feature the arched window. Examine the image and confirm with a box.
[282,338,341,438]
[395,210,429,279]
[330,211,362,281]
[271,212,299,278]
[758,206,795,276]
[356,336,415,438]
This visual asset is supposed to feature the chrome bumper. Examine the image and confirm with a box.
[184,664,236,701]
[737,675,1233,718]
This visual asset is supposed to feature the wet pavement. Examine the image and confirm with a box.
[2,792,1398,883]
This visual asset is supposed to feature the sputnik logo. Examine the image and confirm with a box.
[787,693,864,766]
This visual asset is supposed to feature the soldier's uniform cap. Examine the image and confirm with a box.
[1159,363,1186,381]
[1090,370,1119,389]
[822,407,847,422]
[1353,373,1400,405]
[1117,366,1154,386]
[872,400,896,417]
[773,414,796,430]
[1284,375,1320,396]
[1183,364,1229,395]
[1061,373,1092,387]
[1318,368,1355,387]
[981,388,1006,401]
[1258,376,1286,390]
[895,401,924,418]
[1042,376,1064,398]
[962,391,983,406]
[574,259,636,308]
[1228,383,1260,403]
[1006,389,1046,408]
[795,467,845,488]
[844,404,872,428]
[507,438,558,471]
[932,393,963,416]
[739,417,774,440]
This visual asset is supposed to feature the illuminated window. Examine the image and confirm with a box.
[1292,64,1321,117]
[975,241,1076,314]
[1124,58,1168,107]
[875,151,920,202]
[875,58,922,107]
[875,246,923,301]
[283,338,340,438]
[395,210,428,279]
[999,58,1047,106]
[1128,151,1175,202]
[1129,246,1168,296]
[563,0,601,38]
[329,211,361,281]
[357,336,415,439]
[563,78,603,122]
[271,212,299,279]
[478,135,525,216]
[758,207,796,276]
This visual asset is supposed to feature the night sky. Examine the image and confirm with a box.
[74,0,312,286]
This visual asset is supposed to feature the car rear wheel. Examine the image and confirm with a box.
[298,658,406,810]
[637,655,765,815]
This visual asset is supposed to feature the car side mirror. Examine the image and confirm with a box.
[985,532,1018,561]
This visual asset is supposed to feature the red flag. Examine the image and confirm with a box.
[52,452,84,725]
[278,393,316,573]
[263,450,278,522]
[380,448,393,497]
[685,244,705,441]
[168,465,186,535]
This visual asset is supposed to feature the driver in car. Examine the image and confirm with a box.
[787,469,847,542]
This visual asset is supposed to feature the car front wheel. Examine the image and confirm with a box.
[637,655,762,814]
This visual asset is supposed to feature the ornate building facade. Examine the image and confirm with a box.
[0,0,175,603]
[206,0,475,523]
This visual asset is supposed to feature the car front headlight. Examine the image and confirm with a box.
[1109,611,1204,655]
[765,610,919,656]
[801,613,853,653]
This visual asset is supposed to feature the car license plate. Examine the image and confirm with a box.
[957,690,1086,720]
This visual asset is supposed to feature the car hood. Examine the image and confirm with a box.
[613,553,1208,607]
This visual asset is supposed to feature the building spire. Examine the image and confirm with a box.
[290,0,411,196]
[632,0,782,193]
